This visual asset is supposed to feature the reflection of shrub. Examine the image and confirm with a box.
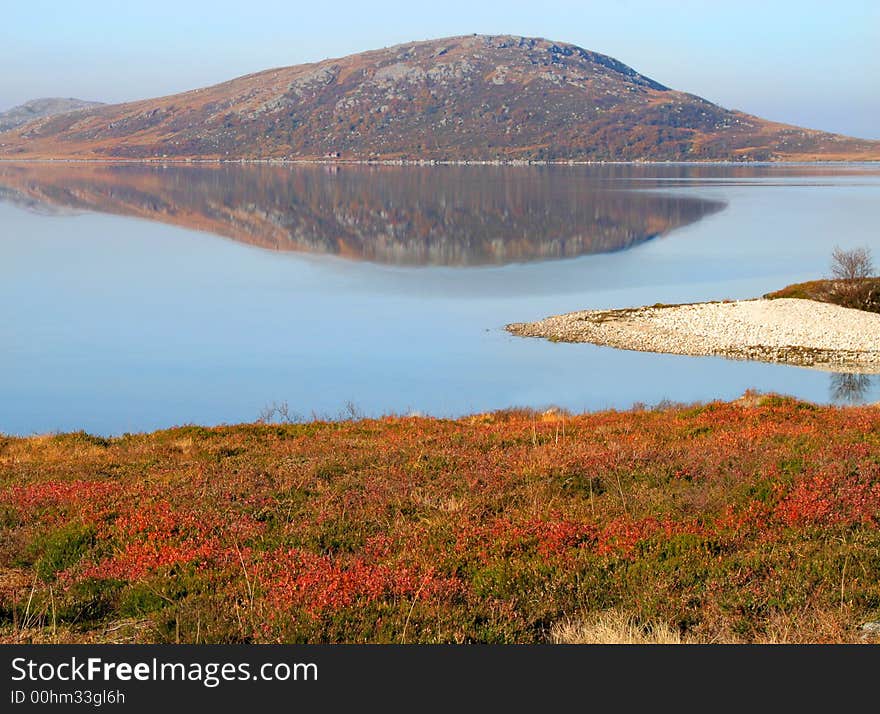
[830,373,873,405]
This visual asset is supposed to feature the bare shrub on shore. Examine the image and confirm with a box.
[831,246,874,281]
[826,246,878,309]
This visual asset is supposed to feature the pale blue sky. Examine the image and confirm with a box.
[3,0,878,138]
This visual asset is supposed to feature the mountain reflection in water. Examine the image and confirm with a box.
[0,163,726,266]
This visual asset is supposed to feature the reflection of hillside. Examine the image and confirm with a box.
[0,163,726,266]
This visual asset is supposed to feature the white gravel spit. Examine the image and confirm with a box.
[507,298,880,372]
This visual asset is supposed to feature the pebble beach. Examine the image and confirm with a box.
[507,298,880,372]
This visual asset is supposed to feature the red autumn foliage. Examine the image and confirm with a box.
[3,395,880,643]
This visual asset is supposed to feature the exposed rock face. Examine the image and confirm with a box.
[1,35,878,161]
[0,98,104,132]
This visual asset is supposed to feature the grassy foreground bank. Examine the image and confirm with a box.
[3,394,880,644]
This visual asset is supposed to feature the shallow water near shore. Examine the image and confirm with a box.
[2,162,880,435]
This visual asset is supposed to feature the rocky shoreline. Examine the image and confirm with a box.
[507,297,880,372]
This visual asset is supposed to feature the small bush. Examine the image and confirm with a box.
[766,278,880,314]
[33,524,96,582]
[57,579,123,624]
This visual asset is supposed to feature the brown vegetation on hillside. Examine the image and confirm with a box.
[2,35,878,162]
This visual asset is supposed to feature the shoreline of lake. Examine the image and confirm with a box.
[507,298,880,372]
[2,157,879,166]
[4,163,880,434]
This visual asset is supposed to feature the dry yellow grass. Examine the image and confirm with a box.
[551,610,688,644]
[552,607,866,644]
[0,619,152,645]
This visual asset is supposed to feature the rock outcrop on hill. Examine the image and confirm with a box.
[0,97,104,132]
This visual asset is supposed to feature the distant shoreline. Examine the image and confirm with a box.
[508,297,880,372]
[1,158,879,166]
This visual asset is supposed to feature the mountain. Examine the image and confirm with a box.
[0,97,104,132]
[1,35,877,161]
[0,162,725,265]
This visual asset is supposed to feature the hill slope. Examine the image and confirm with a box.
[1,35,878,161]
[0,97,104,132]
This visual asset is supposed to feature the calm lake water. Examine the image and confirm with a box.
[2,162,880,435]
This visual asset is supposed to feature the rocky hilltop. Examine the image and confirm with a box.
[0,97,104,132]
[1,35,878,161]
